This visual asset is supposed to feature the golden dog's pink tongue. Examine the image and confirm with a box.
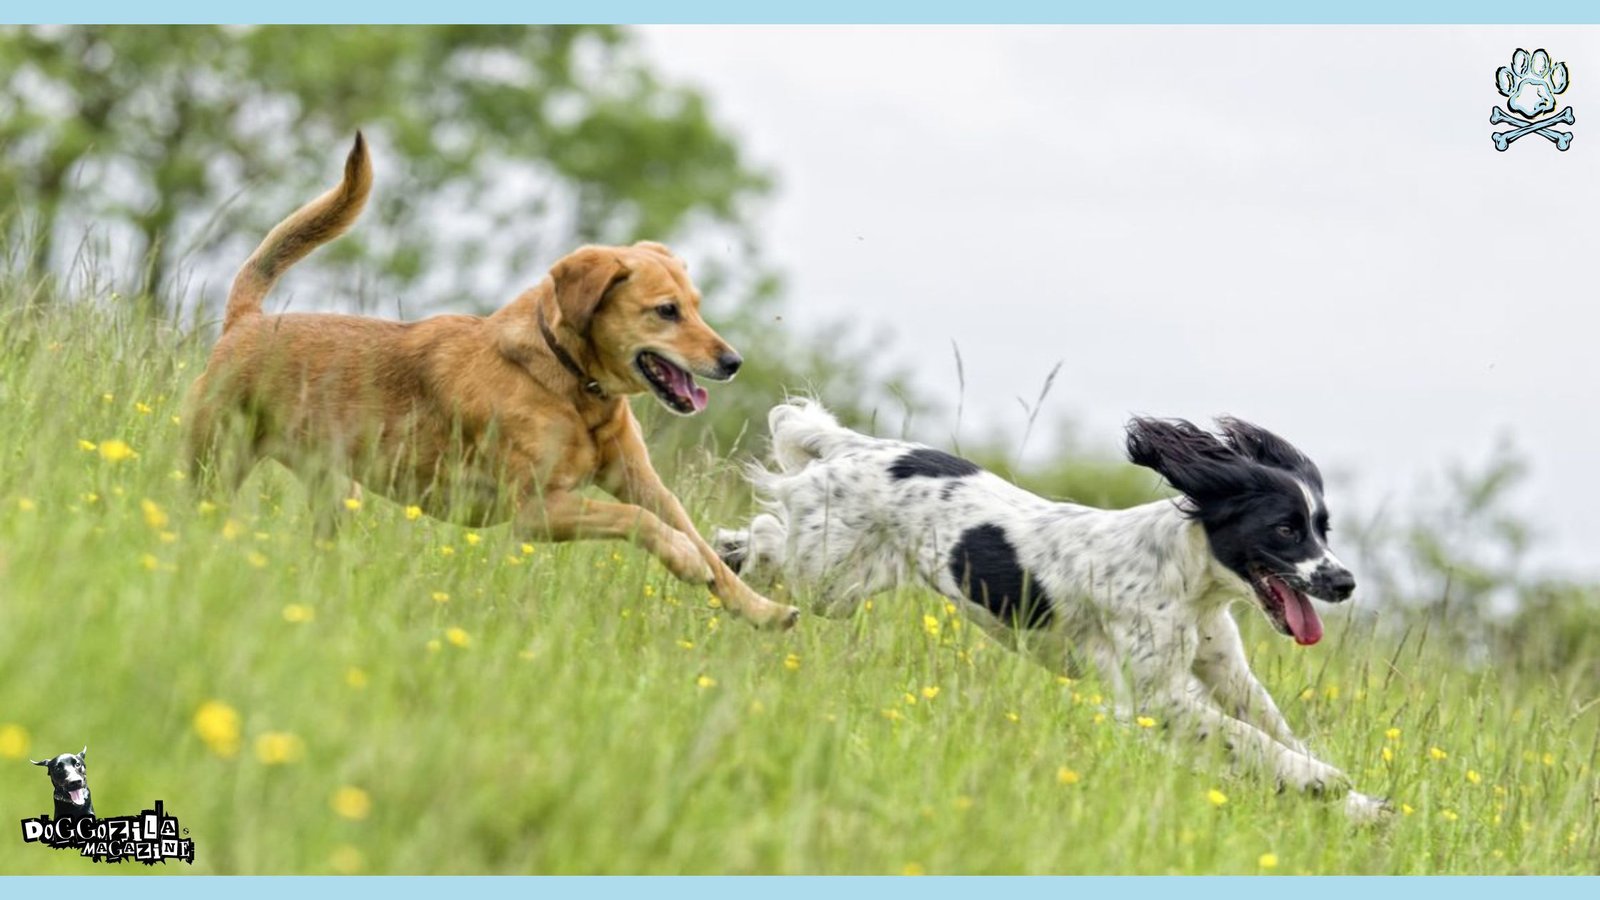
[1282,585,1323,646]
[660,363,707,412]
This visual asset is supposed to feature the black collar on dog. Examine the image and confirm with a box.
[537,304,606,399]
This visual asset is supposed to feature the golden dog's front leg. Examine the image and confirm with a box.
[598,424,799,631]
[516,490,712,585]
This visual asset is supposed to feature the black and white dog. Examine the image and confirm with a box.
[715,400,1387,821]
[32,747,94,819]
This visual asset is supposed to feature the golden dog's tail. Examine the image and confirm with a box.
[223,132,373,332]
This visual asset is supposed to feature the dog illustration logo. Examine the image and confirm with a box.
[1492,48,1574,151]
[32,747,93,819]
[19,747,195,865]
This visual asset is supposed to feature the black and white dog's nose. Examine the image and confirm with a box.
[1324,568,1356,602]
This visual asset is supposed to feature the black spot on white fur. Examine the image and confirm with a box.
[889,447,980,480]
[948,523,1054,628]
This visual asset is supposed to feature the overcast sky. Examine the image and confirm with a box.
[636,26,1598,577]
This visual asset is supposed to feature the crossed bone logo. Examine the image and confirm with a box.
[1492,48,1574,151]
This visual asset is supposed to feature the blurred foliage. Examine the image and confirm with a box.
[1346,439,1600,680]
[0,25,764,307]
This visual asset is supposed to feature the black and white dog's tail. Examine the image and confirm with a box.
[765,398,854,473]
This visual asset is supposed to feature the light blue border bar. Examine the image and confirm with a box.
[6,2,1600,24]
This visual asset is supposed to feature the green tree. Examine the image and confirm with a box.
[0,25,766,308]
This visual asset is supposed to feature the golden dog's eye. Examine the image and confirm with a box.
[656,303,681,322]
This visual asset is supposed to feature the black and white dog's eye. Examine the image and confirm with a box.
[656,303,680,321]
[1276,524,1299,540]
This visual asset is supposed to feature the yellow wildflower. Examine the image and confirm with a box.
[784,653,801,671]
[135,402,153,414]
[254,732,306,765]
[247,551,269,568]
[1429,746,1448,761]
[1381,747,1394,763]
[1136,716,1157,729]
[1385,727,1401,741]
[445,627,471,648]
[465,532,481,545]
[1006,711,1020,723]
[328,844,365,874]
[343,498,361,511]
[282,604,314,623]
[426,639,442,654]
[141,499,169,530]
[1441,809,1459,822]
[404,505,423,521]
[0,723,31,759]
[1402,803,1415,816]
[1207,789,1229,807]
[17,498,36,512]
[1466,769,1482,785]
[922,614,941,638]
[439,546,455,557]
[1057,767,1081,785]
[697,675,717,689]
[330,786,371,820]
[921,686,940,700]
[193,700,241,758]
[903,692,918,706]
[1258,853,1278,870]
[678,639,695,650]
[139,554,160,571]
[902,863,925,876]
[521,543,535,555]
[345,667,368,689]
[432,592,450,604]
[1542,752,1556,766]
[98,439,137,462]
[78,439,97,451]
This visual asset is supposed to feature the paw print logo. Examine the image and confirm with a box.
[1491,48,1574,151]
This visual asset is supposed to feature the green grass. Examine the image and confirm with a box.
[1,297,1597,874]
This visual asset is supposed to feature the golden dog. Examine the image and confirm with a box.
[185,134,799,629]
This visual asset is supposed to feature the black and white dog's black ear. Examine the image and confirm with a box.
[31,758,49,767]
[1126,417,1258,503]
[80,746,87,761]
[1215,417,1323,489]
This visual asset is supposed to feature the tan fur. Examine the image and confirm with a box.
[186,135,799,629]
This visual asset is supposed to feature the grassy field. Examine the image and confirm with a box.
[2,299,1598,875]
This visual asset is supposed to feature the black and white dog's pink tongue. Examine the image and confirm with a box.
[69,788,86,805]
[1282,588,1323,646]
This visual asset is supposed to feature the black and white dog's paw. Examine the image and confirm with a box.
[711,527,749,574]
[1343,791,1395,825]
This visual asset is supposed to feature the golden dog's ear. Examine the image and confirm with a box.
[551,247,629,334]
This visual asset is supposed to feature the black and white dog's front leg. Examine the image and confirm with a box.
[1191,609,1308,753]
[1184,614,1391,823]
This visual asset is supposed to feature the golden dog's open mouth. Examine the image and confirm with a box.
[637,351,708,415]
